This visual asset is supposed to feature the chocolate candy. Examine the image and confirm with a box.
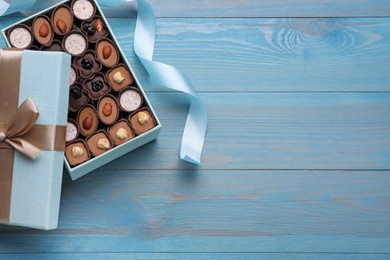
[74,51,101,78]
[78,105,98,136]
[63,32,88,56]
[66,119,79,142]
[96,39,119,67]
[108,120,134,146]
[119,88,143,112]
[8,25,33,49]
[33,15,53,46]
[108,65,134,92]
[72,0,96,21]
[65,140,90,167]
[52,5,73,35]
[129,109,157,135]
[86,131,112,157]
[84,73,110,100]
[98,95,119,125]
[6,0,158,169]
[69,83,89,112]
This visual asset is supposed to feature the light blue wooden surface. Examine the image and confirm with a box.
[1,0,390,259]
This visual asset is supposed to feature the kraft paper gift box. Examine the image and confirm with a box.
[0,49,71,230]
[2,0,161,181]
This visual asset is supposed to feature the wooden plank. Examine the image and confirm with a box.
[0,170,389,253]
[94,92,390,170]
[1,17,389,92]
[1,253,389,259]
[8,0,390,18]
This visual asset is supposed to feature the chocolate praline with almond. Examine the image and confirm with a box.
[107,64,134,92]
[108,120,135,146]
[65,140,90,167]
[129,109,157,135]
[33,15,53,46]
[78,105,99,136]
[96,39,119,68]
[97,95,119,125]
[74,51,101,78]
[52,4,73,35]
[86,131,112,157]
[69,83,89,112]
[84,73,110,100]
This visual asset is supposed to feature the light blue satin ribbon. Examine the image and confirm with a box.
[0,0,208,164]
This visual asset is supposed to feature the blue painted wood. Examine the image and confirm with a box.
[1,253,389,259]
[1,0,390,257]
[1,18,390,92]
[0,170,389,253]
[8,0,390,18]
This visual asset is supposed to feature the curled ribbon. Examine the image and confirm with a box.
[0,0,208,164]
[0,98,41,159]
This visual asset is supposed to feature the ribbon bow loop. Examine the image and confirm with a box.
[1,98,41,159]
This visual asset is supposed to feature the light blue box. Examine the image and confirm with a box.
[2,0,161,181]
[0,50,71,230]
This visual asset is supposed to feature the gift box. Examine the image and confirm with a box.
[0,49,71,230]
[2,0,161,181]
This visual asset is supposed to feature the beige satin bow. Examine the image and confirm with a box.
[0,98,41,159]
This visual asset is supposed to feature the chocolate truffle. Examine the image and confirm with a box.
[8,25,33,49]
[108,65,134,92]
[70,65,78,86]
[81,16,109,43]
[63,31,88,56]
[66,119,79,142]
[78,105,99,136]
[69,84,89,112]
[41,40,62,52]
[84,73,110,100]
[33,15,53,46]
[97,95,119,125]
[65,140,90,167]
[96,39,119,68]
[72,0,96,21]
[130,109,157,135]
[86,131,112,157]
[74,51,101,78]
[119,88,143,112]
[52,5,73,35]
[108,120,135,146]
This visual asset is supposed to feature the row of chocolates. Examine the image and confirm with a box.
[5,0,157,168]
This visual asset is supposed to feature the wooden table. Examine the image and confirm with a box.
[1,0,390,259]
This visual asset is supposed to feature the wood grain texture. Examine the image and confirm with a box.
[1,1,390,257]
[1,253,390,259]
[9,0,390,18]
[93,92,390,170]
[1,17,389,92]
[0,170,389,253]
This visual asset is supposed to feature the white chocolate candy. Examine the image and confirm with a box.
[9,27,32,48]
[73,0,94,20]
[119,90,142,112]
[66,122,78,142]
[65,33,87,55]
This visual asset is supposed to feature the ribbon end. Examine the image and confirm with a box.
[180,154,202,165]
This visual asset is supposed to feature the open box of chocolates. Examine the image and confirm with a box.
[2,0,161,180]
